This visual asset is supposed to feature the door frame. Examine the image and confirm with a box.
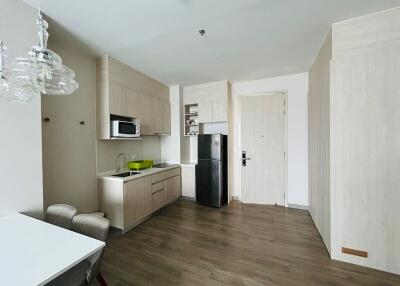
[238,90,288,207]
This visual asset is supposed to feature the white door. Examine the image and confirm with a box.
[241,92,286,205]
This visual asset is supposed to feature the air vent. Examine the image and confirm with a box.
[341,247,368,258]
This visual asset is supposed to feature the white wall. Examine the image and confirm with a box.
[231,73,309,206]
[161,85,182,164]
[0,0,43,218]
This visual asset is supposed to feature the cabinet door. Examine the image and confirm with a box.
[152,98,162,134]
[151,181,166,211]
[123,176,151,229]
[109,83,126,116]
[161,100,171,134]
[165,175,181,204]
[139,95,154,135]
[198,101,213,123]
[125,89,141,118]
[212,99,227,122]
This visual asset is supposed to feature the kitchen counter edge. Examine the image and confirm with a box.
[97,164,181,182]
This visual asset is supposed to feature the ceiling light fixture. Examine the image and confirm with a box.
[0,41,37,102]
[0,11,79,103]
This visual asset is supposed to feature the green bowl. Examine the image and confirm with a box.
[128,160,153,170]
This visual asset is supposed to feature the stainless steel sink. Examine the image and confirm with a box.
[112,171,141,177]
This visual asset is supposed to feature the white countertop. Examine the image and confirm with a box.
[98,164,181,182]
[180,161,197,167]
[0,213,105,286]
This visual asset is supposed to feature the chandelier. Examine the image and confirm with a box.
[0,12,79,102]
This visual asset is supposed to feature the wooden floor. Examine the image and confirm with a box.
[92,200,400,286]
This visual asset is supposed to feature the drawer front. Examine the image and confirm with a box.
[151,188,166,211]
[151,167,181,184]
[151,181,165,194]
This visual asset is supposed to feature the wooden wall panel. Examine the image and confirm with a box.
[330,8,400,274]
[308,30,332,254]
[108,56,169,102]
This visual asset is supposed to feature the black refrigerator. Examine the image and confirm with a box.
[195,134,228,208]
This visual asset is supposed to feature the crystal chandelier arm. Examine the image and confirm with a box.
[37,12,49,49]
[0,41,36,102]
[0,41,6,75]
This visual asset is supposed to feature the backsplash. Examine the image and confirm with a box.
[96,136,161,173]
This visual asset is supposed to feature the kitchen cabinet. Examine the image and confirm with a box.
[212,99,228,122]
[151,181,166,211]
[153,97,162,134]
[183,80,230,128]
[109,83,143,119]
[139,94,155,135]
[98,166,181,233]
[140,97,170,135]
[125,89,141,118]
[197,100,227,123]
[161,100,171,134]
[109,83,126,116]
[165,175,181,204]
[124,176,151,229]
[97,55,171,139]
[198,101,213,123]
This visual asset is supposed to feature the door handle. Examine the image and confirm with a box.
[242,151,251,166]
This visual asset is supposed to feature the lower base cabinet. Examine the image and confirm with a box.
[124,176,151,230]
[99,167,181,233]
[151,181,166,211]
[166,175,181,204]
[151,174,181,210]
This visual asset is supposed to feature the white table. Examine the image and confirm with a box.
[0,213,105,286]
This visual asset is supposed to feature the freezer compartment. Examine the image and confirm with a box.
[197,134,226,161]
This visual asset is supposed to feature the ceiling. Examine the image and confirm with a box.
[22,0,400,86]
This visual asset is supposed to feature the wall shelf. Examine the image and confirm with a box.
[184,104,199,136]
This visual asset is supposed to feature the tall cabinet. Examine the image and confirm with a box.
[308,30,332,253]
[183,80,230,136]
[309,8,400,275]
[181,80,233,204]
[97,55,171,139]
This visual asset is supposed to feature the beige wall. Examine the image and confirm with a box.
[0,0,43,218]
[97,137,161,173]
[42,21,163,212]
[42,23,98,213]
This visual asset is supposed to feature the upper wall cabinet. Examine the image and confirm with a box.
[97,55,171,139]
[183,81,230,134]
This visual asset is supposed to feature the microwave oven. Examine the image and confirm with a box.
[111,120,140,138]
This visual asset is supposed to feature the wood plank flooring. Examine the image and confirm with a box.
[92,200,400,286]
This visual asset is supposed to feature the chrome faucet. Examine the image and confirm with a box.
[116,153,128,173]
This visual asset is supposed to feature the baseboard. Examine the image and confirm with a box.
[232,195,239,201]
[288,204,309,210]
[182,196,196,201]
